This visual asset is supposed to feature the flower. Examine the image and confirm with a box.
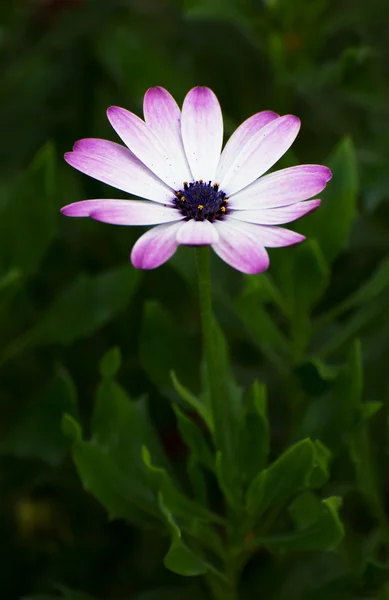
[62,87,331,274]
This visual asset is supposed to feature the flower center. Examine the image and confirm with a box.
[173,181,229,222]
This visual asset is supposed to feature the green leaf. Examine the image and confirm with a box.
[0,143,57,277]
[246,438,315,516]
[360,401,383,420]
[99,346,121,378]
[158,493,209,577]
[171,370,212,429]
[238,381,269,484]
[140,301,196,391]
[26,265,140,347]
[205,321,243,505]
[273,239,330,317]
[92,359,170,474]
[173,405,214,471]
[235,291,289,369]
[72,439,159,525]
[309,440,332,488]
[301,137,358,261]
[0,368,77,465]
[251,494,344,552]
[337,255,389,312]
[142,446,222,525]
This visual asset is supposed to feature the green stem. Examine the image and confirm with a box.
[195,247,240,600]
[195,246,220,429]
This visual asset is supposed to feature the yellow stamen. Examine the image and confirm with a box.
[181,196,186,202]
[220,206,226,213]
[197,204,204,210]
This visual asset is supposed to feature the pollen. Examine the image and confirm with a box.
[220,206,226,213]
[180,196,186,202]
[197,204,204,210]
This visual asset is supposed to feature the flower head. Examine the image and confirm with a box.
[62,87,331,274]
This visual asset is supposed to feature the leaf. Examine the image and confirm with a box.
[251,494,344,552]
[238,381,269,484]
[205,321,243,506]
[246,438,315,517]
[158,493,209,577]
[26,265,140,348]
[339,255,389,311]
[0,368,78,465]
[171,370,212,429]
[142,446,222,525]
[301,137,358,262]
[0,143,57,277]
[92,359,169,475]
[173,405,214,471]
[72,439,159,525]
[235,291,289,369]
[309,440,332,488]
[99,346,121,378]
[140,301,196,391]
[272,239,330,317]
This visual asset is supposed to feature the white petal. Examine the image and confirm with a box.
[107,106,183,189]
[216,111,279,183]
[65,139,174,205]
[131,222,183,269]
[61,199,183,225]
[212,220,270,274]
[220,115,301,196]
[181,87,223,182]
[228,199,321,225]
[230,165,332,209]
[176,219,219,245]
[224,217,305,247]
[143,87,192,183]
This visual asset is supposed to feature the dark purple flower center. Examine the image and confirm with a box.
[173,181,229,222]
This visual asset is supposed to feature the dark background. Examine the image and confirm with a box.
[1,0,389,599]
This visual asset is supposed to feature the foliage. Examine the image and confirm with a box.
[1,0,389,599]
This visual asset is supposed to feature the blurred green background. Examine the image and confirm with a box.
[1,0,389,598]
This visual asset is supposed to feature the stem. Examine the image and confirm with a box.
[195,247,240,600]
[195,246,220,428]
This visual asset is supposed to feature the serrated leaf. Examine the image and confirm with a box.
[158,493,208,577]
[251,494,344,552]
[142,446,222,525]
[246,438,315,516]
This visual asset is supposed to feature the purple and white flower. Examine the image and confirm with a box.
[62,87,331,274]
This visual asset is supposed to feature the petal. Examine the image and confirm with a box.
[225,218,306,247]
[220,115,301,196]
[143,87,192,182]
[212,220,270,274]
[230,165,332,209]
[181,87,223,182]
[228,199,321,225]
[216,111,279,183]
[176,219,219,245]
[65,139,174,205]
[131,222,183,269]
[107,106,183,189]
[61,199,183,226]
